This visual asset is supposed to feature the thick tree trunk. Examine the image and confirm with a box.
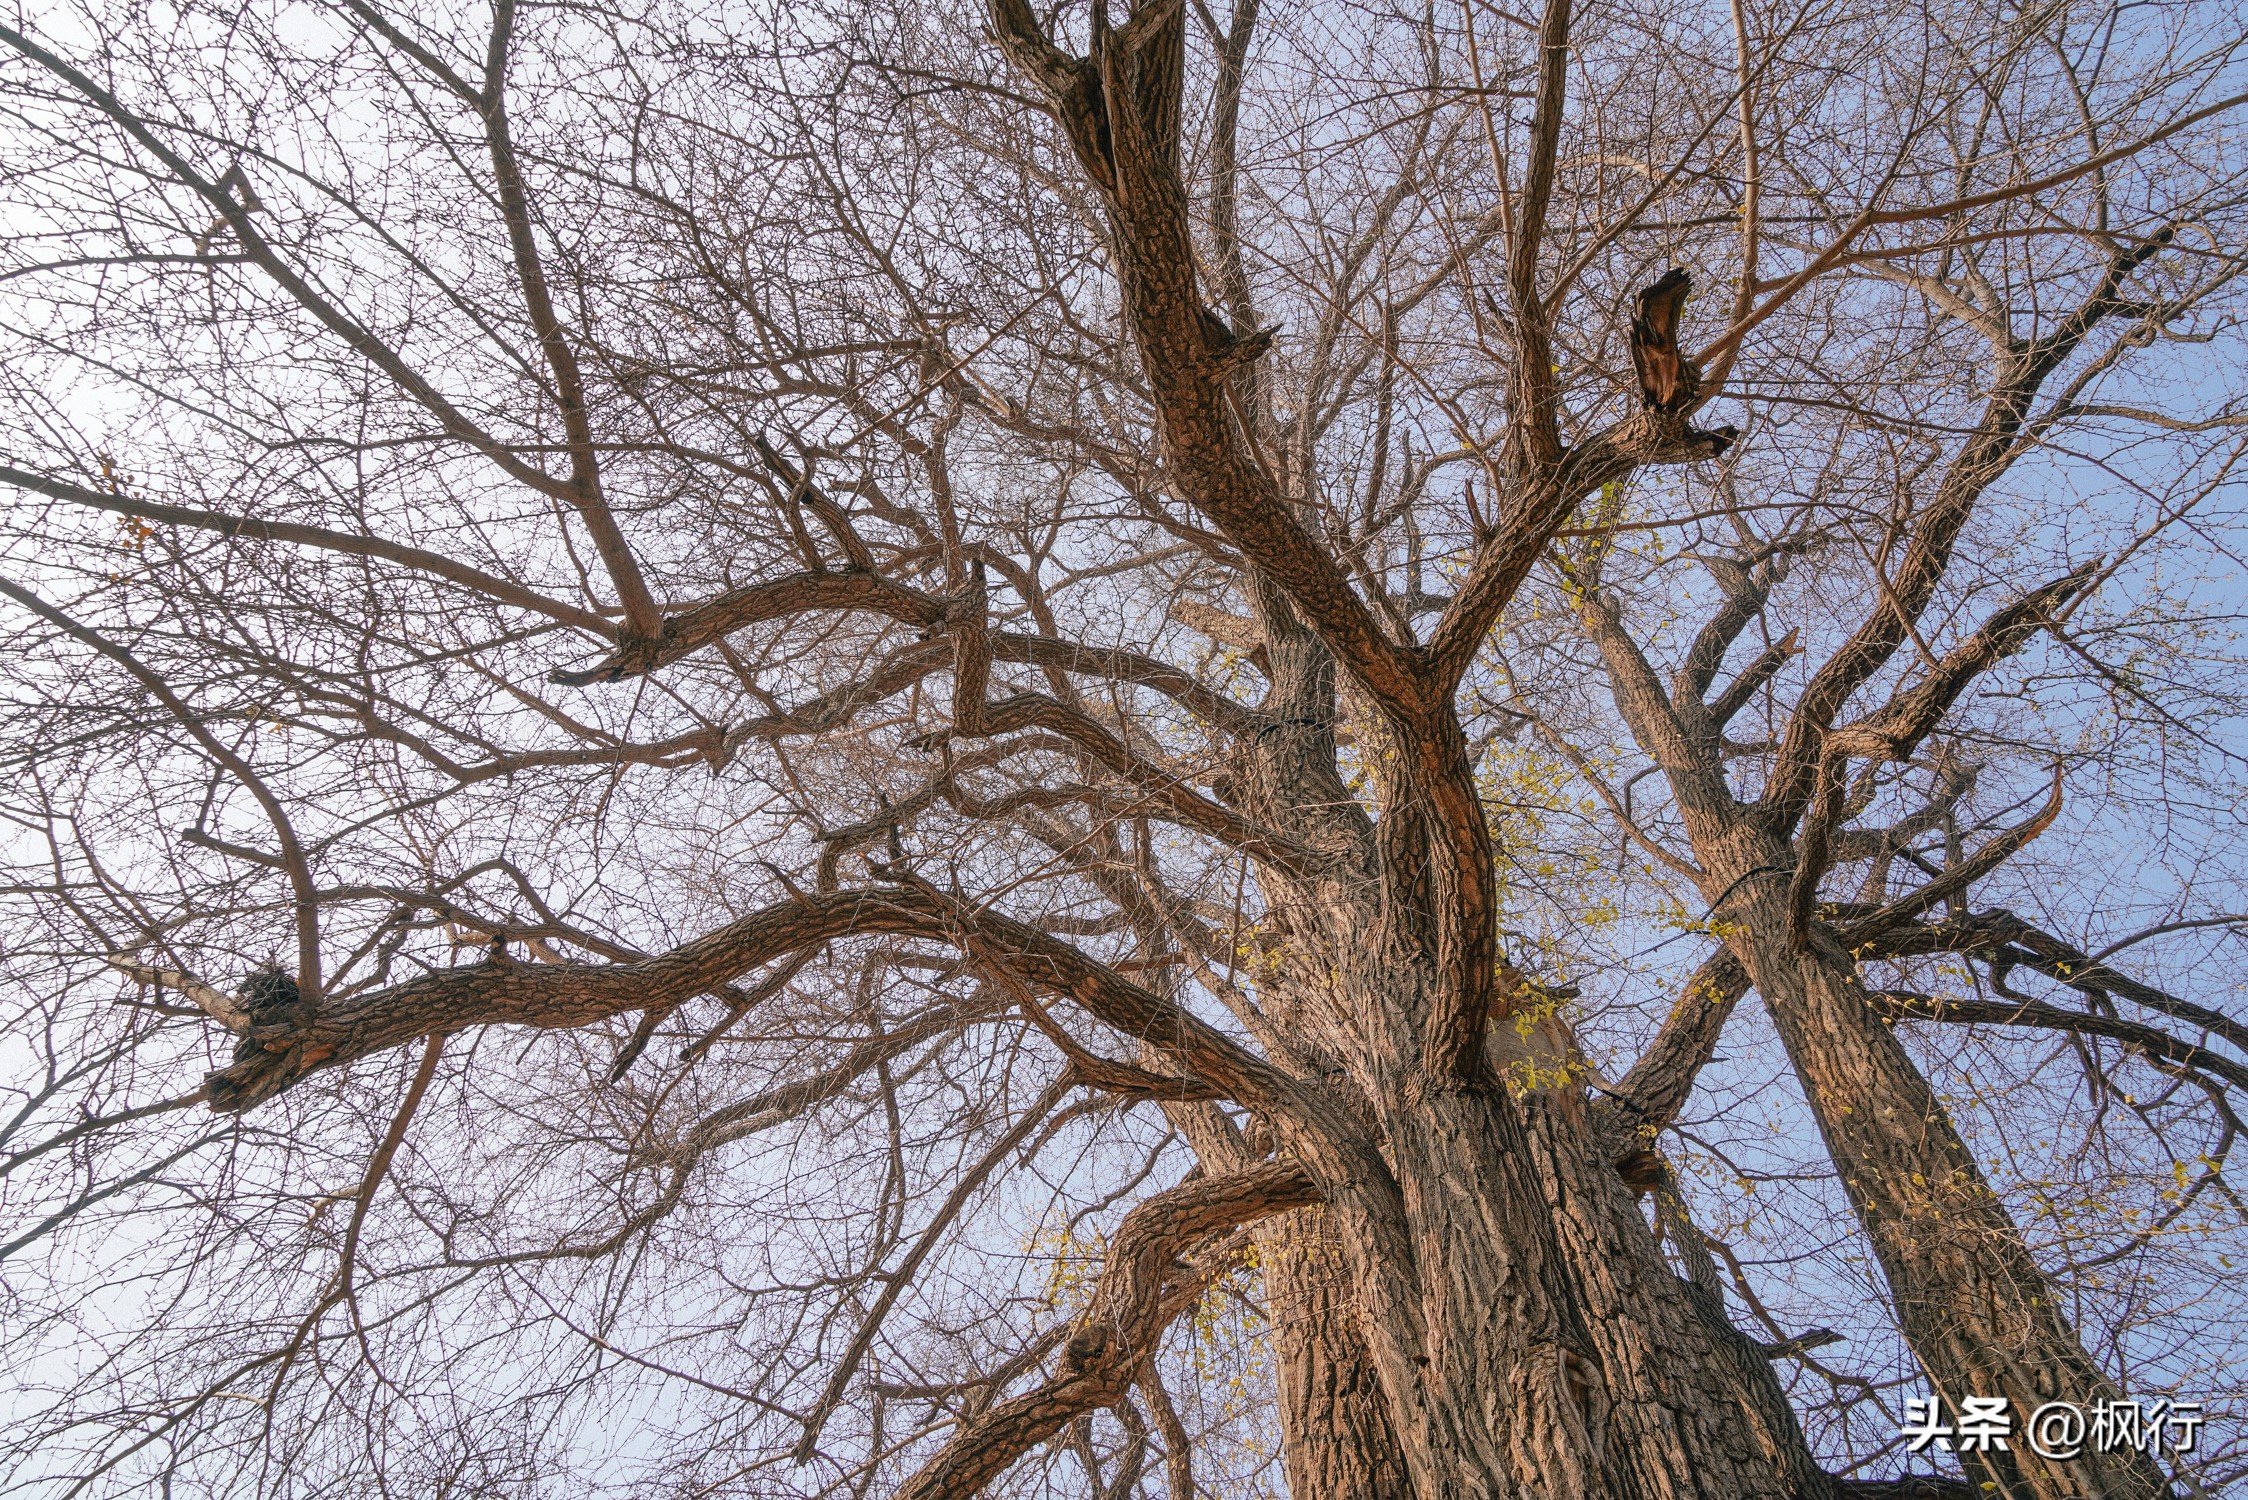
[1722,863,2176,1500]
[1315,1089,1844,1499]
[1294,978,1831,1500]
[1251,996,1867,1500]
[1510,1015,1831,1496]
[1522,1094,1843,1500]
[1164,1094,1415,1497]
[1260,1205,1416,1499]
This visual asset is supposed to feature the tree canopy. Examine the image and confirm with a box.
[1,0,2245,1494]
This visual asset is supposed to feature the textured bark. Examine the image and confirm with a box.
[1291,975,1829,1500]
[1529,1065,1856,1500]
[1721,860,2176,1500]
[1261,1131,1845,1500]
[896,1162,1320,1500]
[1525,1100,1843,1500]
[1259,1206,1415,1500]
[1172,643,1834,1498]
[1160,1096,1415,1499]
[1570,423,2183,1500]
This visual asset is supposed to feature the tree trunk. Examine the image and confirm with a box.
[1261,1205,1416,1499]
[1247,993,1875,1500]
[1303,1087,1847,1499]
[1163,1096,1415,1497]
[1722,862,2176,1500]
[1284,969,1840,1500]
[1522,1093,1844,1500]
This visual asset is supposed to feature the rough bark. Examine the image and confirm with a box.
[1260,1114,1846,1500]
[1513,1029,1845,1500]
[1720,858,2176,1500]
[1290,970,1831,1500]
[1259,1206,1416,1500]
[896,1162,1321,1500]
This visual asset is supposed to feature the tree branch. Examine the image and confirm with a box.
[1869,989,2248,1094]
[891,1160,1317,1500]
[200,886,1303,1118]
[1,466,614,636]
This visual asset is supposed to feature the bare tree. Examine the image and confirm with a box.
[1,0,2243,1495]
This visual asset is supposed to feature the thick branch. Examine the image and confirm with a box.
[1596,950,1751,1147]
[1830,772,2063,939]
[984,0,1429,725]
[892,1160,1318,1500]
[1504,0,1575,470]
[201,887,1301,1117]
[1870,990,2248,1094]
[1705,630,1797,731]
[554,570,1266,741]
[1424,272,1737,694]
[105,959,248,1030]
[551,571,948,684]
[1573,583,1737,831]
